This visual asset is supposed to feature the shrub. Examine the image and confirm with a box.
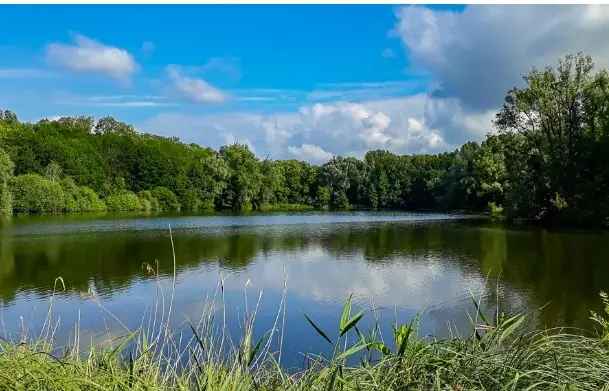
[150,186,181,212]
[61,177,81,212]
[105,191,142,212]
[180,189,214,212]
[10,174,65,214]
[61,178,106,213]
[488,201,504,219]
[315,186,331,210]
[137,190,160,212]
[77,186,106,212]
[0,147,14,216]
[0,183,11,216]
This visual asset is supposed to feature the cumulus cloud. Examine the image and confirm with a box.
[166,65,227,104]
[394,5,609,111]
[46,34,137,80]
[139,95,469,164]
[288,144,334,164]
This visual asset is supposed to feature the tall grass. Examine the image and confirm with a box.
[2,230,609,390]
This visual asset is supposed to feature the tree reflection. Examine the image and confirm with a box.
[1,218,609,330]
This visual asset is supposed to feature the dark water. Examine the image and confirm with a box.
[1,212,608,367]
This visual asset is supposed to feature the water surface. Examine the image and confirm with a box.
[1,212,607,367]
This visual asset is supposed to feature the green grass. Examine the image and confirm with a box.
[3,294,609,390]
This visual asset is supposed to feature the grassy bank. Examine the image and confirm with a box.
[3,293,609,390]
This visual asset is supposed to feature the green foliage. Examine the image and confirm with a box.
[138,190,161,212]
[44,161,62,182]
[61,177,106,212]
[591,291,609,343]
[496,53,609,224]
[3,293,609,390]
[3,54,609,223]
[488,202,504,219]
[105,191,142,212]
[10,174,65,214]
[315,185,331,209]
[219,144,262,211]
[150,186,181,212]
[0,147,14,215]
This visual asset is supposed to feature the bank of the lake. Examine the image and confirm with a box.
[3,294,609,390]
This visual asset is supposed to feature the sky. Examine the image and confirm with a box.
[2,5,609,163]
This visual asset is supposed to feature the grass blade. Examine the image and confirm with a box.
[304,313,333,345]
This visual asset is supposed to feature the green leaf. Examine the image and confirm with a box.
[189,323,206,353]
[336,342,373,361]
[339,310,364,337]
[339,294,353,333]
[247,332,267,367]
[470,294,489,325]
[304,313,333,345]
[325,366,339,391]
[369,342,391,356]
[109,331,138,360]
[498,314,526,345]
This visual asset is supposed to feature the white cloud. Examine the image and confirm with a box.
[394,5,609,111]
[307,80,426,102]
[46,34,137,80]
[57,94,176,108]
[138,94,487,163]
[288,144,334,164]
[166,65,226,104]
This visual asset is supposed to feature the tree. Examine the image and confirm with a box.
[94,116,135,135]
[258,160,285,206]
[187,150,229,211]
[45,161,63,182]
[150,186,181,212]
[0,110,17,123]
[10,174,65,214]
[0,147,14,215]
[219,144,262,211]
[496,53,608,222]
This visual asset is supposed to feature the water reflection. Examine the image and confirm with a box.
[1,213,608,365]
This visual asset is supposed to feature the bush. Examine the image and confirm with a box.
[150,186,181,212]
[137,190,161,212]
[77,186,106,212]
[488,202,504,219]
[61,178,106,213]
[315,186,331,210]
[105,191,142,212]
[0,183,11,216]
[180,189,214,212]
[0,147,14,216]
[10,174,65,214]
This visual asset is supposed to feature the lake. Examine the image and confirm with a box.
[1,211,608,368]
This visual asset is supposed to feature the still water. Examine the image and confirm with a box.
[1,212,608,367]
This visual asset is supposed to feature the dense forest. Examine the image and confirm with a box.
[1,54,609,226]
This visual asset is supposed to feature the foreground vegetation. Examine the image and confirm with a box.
[3,291,609,390]
[2,53,609,225]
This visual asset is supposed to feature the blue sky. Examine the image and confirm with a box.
[1,5,609,162]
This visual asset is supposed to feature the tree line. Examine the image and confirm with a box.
[1,54,609,226]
